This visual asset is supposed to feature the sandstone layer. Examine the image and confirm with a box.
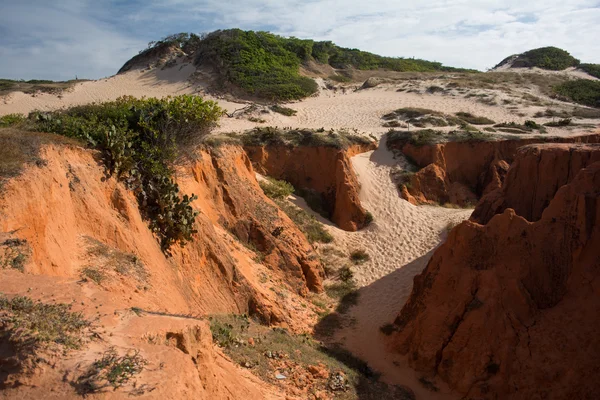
[245,142,376,231]
[391,133,600,206]
[389,144,600,399]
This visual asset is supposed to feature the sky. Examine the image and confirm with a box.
[1,0,599,81]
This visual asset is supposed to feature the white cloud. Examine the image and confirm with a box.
[1,0,599,79]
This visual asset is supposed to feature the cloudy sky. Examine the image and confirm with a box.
[1,0,599,80]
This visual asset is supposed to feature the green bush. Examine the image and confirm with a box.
[554,80,600,108]
[24,95,223,252]
[270,105,297,116]
[496,47,580,70]
[137,29,475,101]
[259,177,294,199]
[328,74,351,83]
[579,63,600,79]
[350,249,370,264]
[0,113,26,127]
[455,112,495,125]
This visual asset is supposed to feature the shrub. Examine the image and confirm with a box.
[274,199,333,244]
[76,347,147,393]
[579,63,600,79]
[338,266,354,282]
[544,118,572,127]
[328,74,351,83]
[364,211,374,226]
[554,79,600,108]
[0,294,91,352]
[350,249,370,264]
[23,95,223,252]
[496,47,580,71]
[270,105,297,116]
[0,113,26,127]
[455,112,495,125]
[259,177,294,199]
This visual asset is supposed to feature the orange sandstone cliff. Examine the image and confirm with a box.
[390,134,600,206]
[244,142,376,231]
[388,143,600,399]
[0,138,323,397]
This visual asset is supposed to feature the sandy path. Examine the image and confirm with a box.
[326,139,471,287]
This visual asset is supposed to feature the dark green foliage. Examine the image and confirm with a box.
[364,211,374,226]
[22,95,223,252]
[554,79,600,108]
[76,347,147,393]
[0,294,91,351]
[138,29,473,101]
[455,112,495,125]
[350,249,370,264]
[270,105,297,116]
[579,63,600,79]
[339,266,354,282]
[496,47,580,70]
[544,118,572,127]
[298,188,331,219]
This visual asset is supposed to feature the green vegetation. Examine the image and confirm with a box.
[554,79,600,108]
[0,78,83,96]
[209,314,413,399]
[141,29,474,101]
[579,63,600,79]
[0,294,92,353]
[1,238,29,272]
[386,128,495,148]
[350,249,370,264]
[75,347,147,394]
[328,74,352,83]
[0,114,26,127]
[270,104,297,116]
[274,199,333,244]
[493,121,547,134]
[544,118,572,127]
[455,112,495,125]
[9,95,223,252]
[259,177,333,243]
[495,47,580,70]
[236,126,373,149]
[259,177,294,199]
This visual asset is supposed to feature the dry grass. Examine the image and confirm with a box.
[0,128,81,184]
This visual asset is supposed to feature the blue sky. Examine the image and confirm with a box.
[1,0,599,80]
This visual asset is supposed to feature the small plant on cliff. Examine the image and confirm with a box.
[364,211,374,226]
[75,347,147,394]
[259,177,295,199]
[0,113,26,127]
[274,199,333,244]
[350,249,370,264]
[22,95,223,252]
[455,112,495,125]
[0,294,92,354]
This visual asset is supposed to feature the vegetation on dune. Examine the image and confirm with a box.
[228,126,374,149]
[2,95,223,252]
[495,47,580,71]
[386,128,496,148]
[382,108,495,128]
[493,121,547,134]
[0,78,83,96]
[455,112,495,125]
[140,29,475,101]
[579,63,600,79]
[553,79,600,108]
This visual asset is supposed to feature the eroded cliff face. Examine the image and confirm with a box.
[392,134,600,206]
[244,142,376,231]
[0,141,323,397]
[389,144,600,399]
[472,143,600,224]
